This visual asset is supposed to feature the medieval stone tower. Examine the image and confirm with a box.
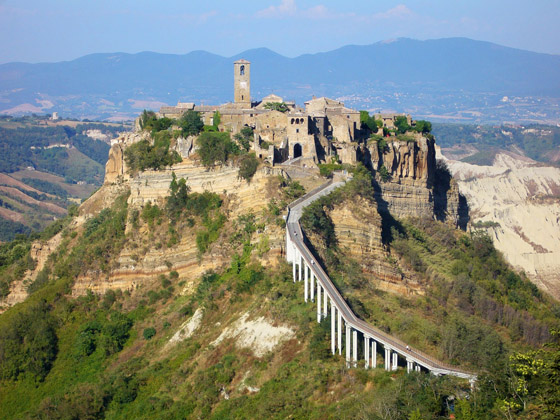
[234,59,251,106]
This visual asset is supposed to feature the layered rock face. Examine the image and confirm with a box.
[329,198,423,295]
[360,135,464,223]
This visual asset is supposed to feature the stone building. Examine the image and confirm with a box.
[157,60,372,166]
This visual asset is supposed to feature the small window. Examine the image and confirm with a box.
[296,129,299,133]
[240,65,245,76]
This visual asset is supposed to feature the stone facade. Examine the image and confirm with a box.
[157,60,366,167]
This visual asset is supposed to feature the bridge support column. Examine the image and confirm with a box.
[304,263,308,302]
[345,325,351,367]
[392,352,398,371]
[352,330,358,367]
[316,284,321,323]
[337,312,342,355]
[364,336,370,369]
[298,253,302,281]
[384,348,391,371]
[331,304,336,355]
[292,253,296,282]
[371,341,377,368]
[323,288,327,318]
[415,365,421,372]
[407,359,413,373]
[310,272,314,302]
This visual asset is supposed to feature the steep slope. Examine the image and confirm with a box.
[0,122,559,419]
[444,151,560,299]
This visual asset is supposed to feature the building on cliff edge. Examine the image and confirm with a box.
[157,59,411,167]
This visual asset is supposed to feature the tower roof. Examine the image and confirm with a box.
[234,59,250,64]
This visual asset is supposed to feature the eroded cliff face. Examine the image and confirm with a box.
[73,160,288,297]
[445,151,560,299]
[359,135,463,224]
[328,198,423,295]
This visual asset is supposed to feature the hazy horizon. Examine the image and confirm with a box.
[1,0,559,64]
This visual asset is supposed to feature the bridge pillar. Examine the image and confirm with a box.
[298,253,302,281]
[392,352,398,371]
[331,304,336,355]
[337,311,342,355]
[310,272,314,302]
[316,284,322,323]
[364,336,370,369]
[304,263,308,302]
[371,340,377,368]
[292,252,296,282]
[345,325,351,367]
[407,359,413,373]
[415,365,421,372]
[384,348,391,371]
[352,330,358,367]
[323,287,327,318]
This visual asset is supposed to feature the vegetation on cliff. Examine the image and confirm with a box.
[300,166,560,418]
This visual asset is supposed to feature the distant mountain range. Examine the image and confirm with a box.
[1,37,559,123]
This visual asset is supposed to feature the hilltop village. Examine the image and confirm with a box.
[156,59,416,168]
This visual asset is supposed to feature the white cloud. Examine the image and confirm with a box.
[371,4,413,20]
[256,0,297,18]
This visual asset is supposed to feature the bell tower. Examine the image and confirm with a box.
[234,59,251,107]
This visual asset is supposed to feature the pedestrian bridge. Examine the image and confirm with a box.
[285,179,476,382]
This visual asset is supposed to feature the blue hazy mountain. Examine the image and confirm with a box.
[1,38,559,122]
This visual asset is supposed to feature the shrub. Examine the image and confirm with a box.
[179,110,204,137]
[238,153,259,182]
[124,131,182,173]
[378,165,390,182]
[197,131,239,167]
[143,327,156,340]
[263,102,289,113]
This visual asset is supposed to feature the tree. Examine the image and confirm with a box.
[394,116,411,134]
[197,132,239,167]
[179,110,204,137]
[414,120,432,134]
[360,110,380,133]
[212,111,221,129]
[234,126,254,152]
[264,102,289,113]
[238,153,259,182]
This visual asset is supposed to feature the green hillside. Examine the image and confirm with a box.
[0,169,558,419]
[0,116,128,241]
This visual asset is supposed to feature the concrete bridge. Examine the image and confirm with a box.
[285,179,476,382]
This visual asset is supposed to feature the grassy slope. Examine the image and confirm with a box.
[0,172,558,419]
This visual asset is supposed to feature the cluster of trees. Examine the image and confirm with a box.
[124,131,182,173]
[360,111,382,133]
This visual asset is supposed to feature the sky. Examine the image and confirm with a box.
[1,0,559,64]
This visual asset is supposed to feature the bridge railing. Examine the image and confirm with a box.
[286,182,475,379]
[287,179,333,210]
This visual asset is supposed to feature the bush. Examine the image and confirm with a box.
[238,153,259,182]
[197,131,239,167]
[124,131,182,173]
[263,102,289,113]
[179,110,204,137]
[378,165,390,182]
[143,327,156,340]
